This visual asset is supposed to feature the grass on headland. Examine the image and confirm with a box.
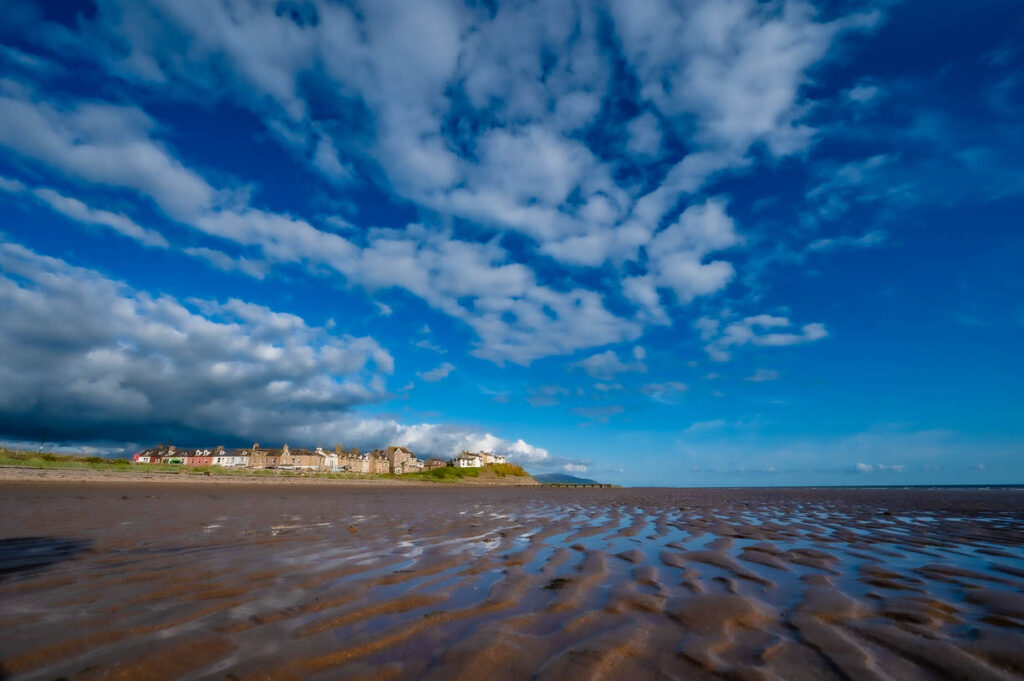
[401,463,530,482]
[485,463,531,477]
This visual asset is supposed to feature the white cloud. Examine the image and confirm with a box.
[380,425,549,463]
[181,247,268,279]
[0,92,213,218]
[58,1,872,254]
[0,0,885,367]
[311,133,352,183]
[640,381,688,403]
[0,241,392,443]
[414,339,445,354]
[418,362,455,383]
[635,198,742,312]
[847,84,880,103]
[611,0,879,154]
[0,239,557,461]
[571,349,647,380]
[0,176,27,193]
[744,369,780,382]
[625,112,663,158]
[699,313,828,361]
[0,87,637,365]
[683,418,728,433]
[855,462,905,473]
[0,180,169,248]
[807,230,888,253]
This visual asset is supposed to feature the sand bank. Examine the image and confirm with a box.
[1,484,1022,680]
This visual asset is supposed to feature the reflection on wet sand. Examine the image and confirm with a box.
[1,484,1022,680]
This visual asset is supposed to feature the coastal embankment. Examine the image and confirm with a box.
[0,465,541,486]
[0,449,541,486]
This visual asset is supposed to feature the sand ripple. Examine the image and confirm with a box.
[1,484,1022,680]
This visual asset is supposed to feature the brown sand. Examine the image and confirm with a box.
[1,483,1022,680]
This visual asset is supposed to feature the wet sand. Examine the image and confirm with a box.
[1,483,1022,680]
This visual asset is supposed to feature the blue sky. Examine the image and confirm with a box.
[0,0,1021,486]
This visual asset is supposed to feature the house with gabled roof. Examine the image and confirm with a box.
[453,452,483,468]
[134,444,181,464]
[384,445,421,474]
[212,446,248,467]
[316,447,338,471]
[185,448,214,466]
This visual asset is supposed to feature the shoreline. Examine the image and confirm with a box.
[0,465,542,486]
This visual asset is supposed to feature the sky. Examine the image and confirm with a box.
[0,0,1021,487]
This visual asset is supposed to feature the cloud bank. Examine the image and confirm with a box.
[0,241,549,462]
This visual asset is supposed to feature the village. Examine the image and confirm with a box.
[132,443,507,476]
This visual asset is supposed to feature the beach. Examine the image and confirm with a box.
[1,482,1022,680]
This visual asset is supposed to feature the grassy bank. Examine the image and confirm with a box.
[0,449,392,480]
[401,463,531,482]
[0,449,532,483]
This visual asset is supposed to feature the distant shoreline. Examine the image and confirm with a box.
[0,466,541,486]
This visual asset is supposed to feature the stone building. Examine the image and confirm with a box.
[384,446,422,474]
[240,443,268,468]
[287,447,327,471]
[369,451,391,474]
[335,446,371,473]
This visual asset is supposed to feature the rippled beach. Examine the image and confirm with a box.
[1,482,1022,680]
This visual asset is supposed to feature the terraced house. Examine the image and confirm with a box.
[133,443,501,475]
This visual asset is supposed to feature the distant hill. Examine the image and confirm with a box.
[533,472,601,485]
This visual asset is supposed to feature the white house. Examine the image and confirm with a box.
[316,447,339,472]
[213,451,249,467]
[453,453,483,468]
[482,453,507,465]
